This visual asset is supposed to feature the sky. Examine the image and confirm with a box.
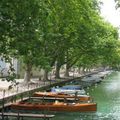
[100,0,120,27]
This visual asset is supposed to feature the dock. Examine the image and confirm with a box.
[0,112,55,120]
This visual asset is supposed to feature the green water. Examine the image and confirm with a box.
[11,71,120,120]
[52,71,120,120]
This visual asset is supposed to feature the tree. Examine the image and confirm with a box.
[0,0,44,83]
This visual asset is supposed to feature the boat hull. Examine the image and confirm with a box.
[33,92,91,101]
[11,102,97,112]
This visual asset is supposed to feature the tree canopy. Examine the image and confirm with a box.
[0,0,119,81]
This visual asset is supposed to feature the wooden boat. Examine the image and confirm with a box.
[33,92,91,101]
[11,102,97,112]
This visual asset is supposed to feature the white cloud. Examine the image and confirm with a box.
[100,0,120,27]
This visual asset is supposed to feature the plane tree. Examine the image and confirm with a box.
[0,0,119,83]
[0,0,47,83]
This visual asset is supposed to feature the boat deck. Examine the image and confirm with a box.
[30,96,88,102]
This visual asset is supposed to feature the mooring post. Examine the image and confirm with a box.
[20,93,23,101]
[2,90,5,120]
[21,116,24,120]
[50,73,51,85]
[63,97,65,103]
[1,110,4,120]
[14,94,17,103]
[75,91,78,102]
[6,115,9,120]
[28,90,31,100]
[43,115,49,120]
[73,68,75,78]
[17,112,20,120]
[2,90,5,108]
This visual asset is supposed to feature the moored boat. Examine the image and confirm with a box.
[81,76,102,83]
[51,85,86,95]
[33,92,91,101]
[11,102,97,112]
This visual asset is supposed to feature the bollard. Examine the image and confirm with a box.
[17,112,20,120]
[1,110,4,120]
[50,73,52,85]
[20,93,23,101]
[2,90,5,120]
[28,90,31,100]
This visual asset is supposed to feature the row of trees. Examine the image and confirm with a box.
[0,0,120,83]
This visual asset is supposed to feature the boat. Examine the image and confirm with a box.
[11,101,97,112]
[51,85,86,95]
[61,85,83,90]
[97,70,112,78]
[81,76,102,83]
[33,92,91,101]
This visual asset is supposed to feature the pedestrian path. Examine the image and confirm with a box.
[0,69,105,100]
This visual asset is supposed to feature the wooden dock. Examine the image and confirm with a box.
[0,112,55,120]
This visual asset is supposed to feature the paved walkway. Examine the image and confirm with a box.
[0,69,107,99]
[0,71,83,99]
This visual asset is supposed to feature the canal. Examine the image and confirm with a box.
[53,71,120,120]
[10,71,120,120]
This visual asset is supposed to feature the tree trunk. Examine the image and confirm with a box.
[86,68,89,72]
[88,68,91,72]
[64,63,69,77]
[78,67,81,74]
[81,67,85,74]
[24,63,32,83]
[43,69,48,81]
[55,63,61,79]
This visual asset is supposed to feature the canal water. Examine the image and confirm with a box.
[10,71,120,120]
[52,71,120,120]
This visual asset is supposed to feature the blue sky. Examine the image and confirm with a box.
[100,0,120,27]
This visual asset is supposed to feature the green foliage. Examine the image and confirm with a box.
[0,0,120,81]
